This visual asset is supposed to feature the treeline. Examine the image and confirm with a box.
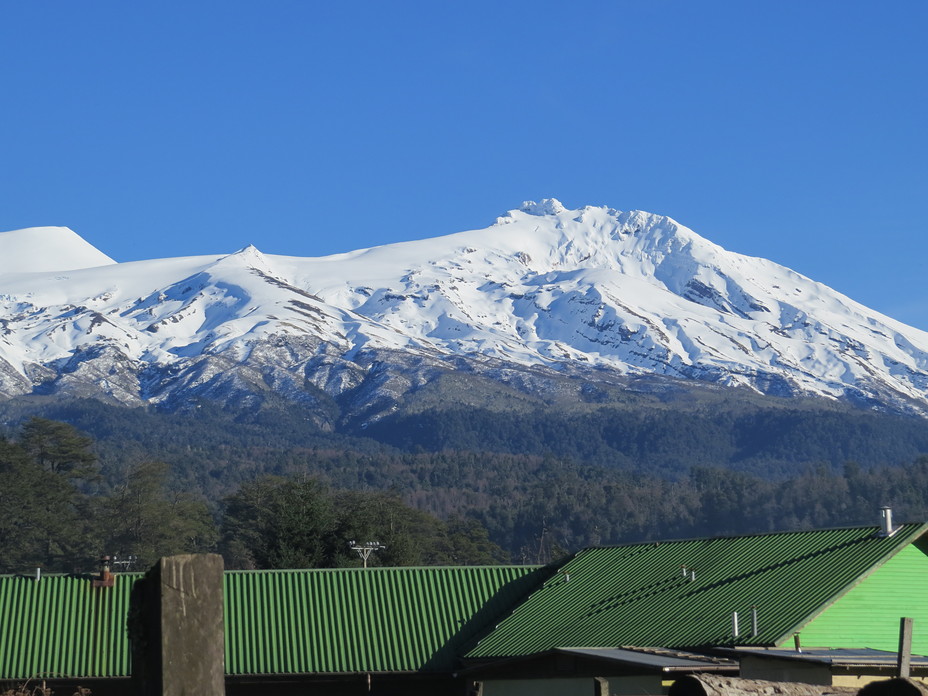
[470,459,928,559]
[0,419,506,574]
[5,417,928,575]
[220,476,506,569]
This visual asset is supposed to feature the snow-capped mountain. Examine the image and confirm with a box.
[2,201,928,423]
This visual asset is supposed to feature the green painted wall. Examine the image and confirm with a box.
[784,540,928,653]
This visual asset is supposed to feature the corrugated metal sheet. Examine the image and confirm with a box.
[0,573,139,680]
[223,565,546,675]
[5,524,924,678]
[0,565,544,680]
[467,523,928,658]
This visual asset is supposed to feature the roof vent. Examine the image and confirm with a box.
[878,506,898,537]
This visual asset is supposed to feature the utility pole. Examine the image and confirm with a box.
[348,540,386,569]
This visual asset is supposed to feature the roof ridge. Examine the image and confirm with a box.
[222,564,544,574]
[575,521,928,552]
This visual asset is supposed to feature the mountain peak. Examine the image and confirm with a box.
[234,243,264,257]
[209,243,273,274]
[518,199,567,216]
[0,226,116,274]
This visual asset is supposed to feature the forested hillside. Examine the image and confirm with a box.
[359,402,928,478]
[2,395,928,574]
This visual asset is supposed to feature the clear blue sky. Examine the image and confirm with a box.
[2,2,926,328]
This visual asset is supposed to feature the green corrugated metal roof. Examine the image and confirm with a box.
[0,573,139,680]
[223,565,546,675]
[466,523,928,658]
[0,565,545,680]
[4,524,925,680]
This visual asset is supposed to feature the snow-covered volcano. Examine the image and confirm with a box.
[2,200,928,420]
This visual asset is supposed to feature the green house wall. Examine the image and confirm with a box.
[783,539,928,653]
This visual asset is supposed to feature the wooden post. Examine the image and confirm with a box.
[131,554,226,696]
[899,616,914,679]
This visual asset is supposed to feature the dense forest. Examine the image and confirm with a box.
[358,403,928,478]
[8,392,928,487]
[3,403,928,575]
[0,418,507,573]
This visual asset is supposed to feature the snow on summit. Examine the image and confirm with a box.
[0,226,116,274]
[1,200,928,415]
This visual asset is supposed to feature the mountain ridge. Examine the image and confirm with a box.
[2,200,927,421]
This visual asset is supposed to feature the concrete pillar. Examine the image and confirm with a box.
[131,554,225,696]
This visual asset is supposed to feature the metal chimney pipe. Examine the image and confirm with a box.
[732,611,740,639]
[881,506,894,537]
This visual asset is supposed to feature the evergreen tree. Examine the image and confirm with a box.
[221,476,336,569]
[97,460,218,568]
[19,417,98,479]
[0,431,97,573]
